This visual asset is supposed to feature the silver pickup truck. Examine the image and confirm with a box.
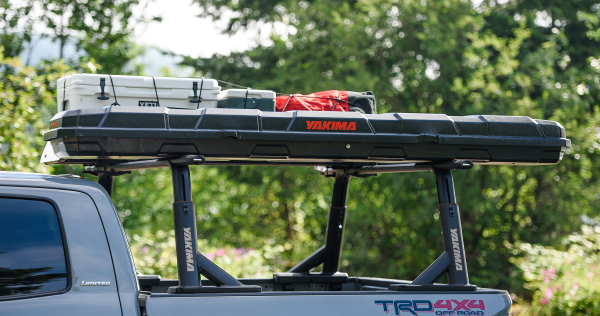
[0,107,570,316]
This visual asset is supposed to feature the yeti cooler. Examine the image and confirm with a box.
[217,89,276,111]
[57,74,221,112]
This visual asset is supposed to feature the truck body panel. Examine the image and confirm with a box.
[0,173,138,316]
[146,292,511,316]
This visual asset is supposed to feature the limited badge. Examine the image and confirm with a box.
[81,281,110,286]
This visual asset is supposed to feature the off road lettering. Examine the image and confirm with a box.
[306,120,356,131]
[183,227,194,271]
[450,228,463,271]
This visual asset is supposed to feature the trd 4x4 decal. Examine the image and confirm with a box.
[375,300,486,315]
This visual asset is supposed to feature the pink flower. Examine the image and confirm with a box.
[206,252,215,261]
[234,255,241,262]
[544,277,550,283]
[541,269,547,276]
[545,288,553,299]
[216,248,225,257]
[140,246,149,254]
[588,272,594,278]
[234,248,243,256]
[549,267,556,279]
[572,283,579,290]
[540,298,549,305]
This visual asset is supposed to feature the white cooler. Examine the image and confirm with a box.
[57,74,221,112]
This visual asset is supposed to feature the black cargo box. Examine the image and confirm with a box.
[43,107,569,165]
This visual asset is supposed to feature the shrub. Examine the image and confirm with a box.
[511,224,600,315]
[128,230,285,279]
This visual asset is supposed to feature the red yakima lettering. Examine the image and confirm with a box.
[306,121,356,131]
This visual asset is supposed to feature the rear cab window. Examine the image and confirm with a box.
[0,197,69,297]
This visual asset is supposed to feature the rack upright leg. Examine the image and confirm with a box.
[170,163,201,288]
[98,173,114,197]
[411,168,470,286]
[322,172,350,273]
[434,168,469,285]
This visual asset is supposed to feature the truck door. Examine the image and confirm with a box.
[0,187,123,316]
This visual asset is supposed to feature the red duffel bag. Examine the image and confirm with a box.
[276,90,376,114]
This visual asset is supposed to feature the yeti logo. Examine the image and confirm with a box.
[138,101,159,107]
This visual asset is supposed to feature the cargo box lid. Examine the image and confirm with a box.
[42,107,570,166]
[58,74,220,90]
[219,89,276,99]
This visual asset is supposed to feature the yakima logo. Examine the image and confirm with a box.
[451,229,463,271]
[183,227,195,271]
[306,120,356,131]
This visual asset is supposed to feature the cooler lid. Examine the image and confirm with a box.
[58,74,220,90]
[219,89,276,99]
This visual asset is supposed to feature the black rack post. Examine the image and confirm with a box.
[322,171,350,273]
[97,173,114,197]
[409,167,470,286]
[287,170,350,275]
[435,168,469,284]
[170,163,201,288]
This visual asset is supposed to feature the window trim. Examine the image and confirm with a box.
[0,194,72,301]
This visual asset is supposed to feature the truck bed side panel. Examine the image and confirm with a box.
[146,292,511,316]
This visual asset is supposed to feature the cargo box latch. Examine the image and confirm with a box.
[420,134,439,143]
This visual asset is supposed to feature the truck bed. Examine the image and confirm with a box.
[139,275,511,316]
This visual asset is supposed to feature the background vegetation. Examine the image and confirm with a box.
[2,0,600,314]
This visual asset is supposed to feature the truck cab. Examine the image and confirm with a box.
[0,173,138,315]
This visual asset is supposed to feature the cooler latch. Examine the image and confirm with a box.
[98,78,110,100]
[190,79,204,104]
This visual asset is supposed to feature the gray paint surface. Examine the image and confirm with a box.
[0,172,512,316]
[0,173,138,316]
[147,292,510,316]
[0,185,121,315]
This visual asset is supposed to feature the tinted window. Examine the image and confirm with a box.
[0,198,68,297]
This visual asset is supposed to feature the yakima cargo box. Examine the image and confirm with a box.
[57,74,221,111]
[42,106,569,165]
[218,89,276,111]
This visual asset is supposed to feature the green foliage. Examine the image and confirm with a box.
[0,48,70,172]
[2,0,600,305]
[114,166,332,271]
[511,224,600,315]
[129,229,284,279]
[1,0,151,73]
[179,0,600,294]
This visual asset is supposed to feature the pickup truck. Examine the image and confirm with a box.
[0,171,512,316]
[0,106,570,316]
